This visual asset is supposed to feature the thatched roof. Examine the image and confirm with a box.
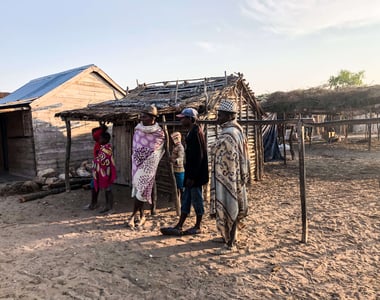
[56,74,263,123]
[260,85,380,115]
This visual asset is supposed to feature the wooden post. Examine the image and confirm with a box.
[162,115,180,215]
[282,113,287,165]
[64,119,71,192]
[297,121,308,243]
[204,78,208,112]
[377,113,380,141]
[289,126,295,160]
[175,80,179,105]
[151,181,157,215]
[368,122,372,152]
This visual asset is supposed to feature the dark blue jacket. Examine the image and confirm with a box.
[184,124,209,187]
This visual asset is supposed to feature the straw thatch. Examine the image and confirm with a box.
[56,74,264,123]
[260,85,380,115]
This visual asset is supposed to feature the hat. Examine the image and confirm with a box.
[217,99,237,113]
[170,131,182,145]
[176,108,198,119]
[143,105,158,117]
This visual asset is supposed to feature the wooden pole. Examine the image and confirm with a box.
[282,113,287,165]
[64,119,71,192]
[368,122,372,152]
[297,121,308,243]
[203,80,210,202]
[377,113,379,141]
[162,115,180,215]
[151,181,157,215]
[204,78,208,113]
[175,80,179,105]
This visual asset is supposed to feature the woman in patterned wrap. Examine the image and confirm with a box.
[127,105,165,228]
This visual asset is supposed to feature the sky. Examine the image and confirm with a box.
[1,0,380,95]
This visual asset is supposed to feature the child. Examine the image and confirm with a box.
[93,131,117,214]
[170,131,185,202]
[83,124,108,210]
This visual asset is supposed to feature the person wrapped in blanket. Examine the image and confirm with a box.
[127,105,165,228]
[210,99,250,254]
[92,131,117,214]
[83,123,108,211]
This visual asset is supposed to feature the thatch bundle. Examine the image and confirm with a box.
[260,85,380,115]
[56,74,262,123]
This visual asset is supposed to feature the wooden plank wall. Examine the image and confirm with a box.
[243,102,258,181]
[31,72,124,174]
[8,136,36,177]
[3,111,35,177]
[113,123,133,185]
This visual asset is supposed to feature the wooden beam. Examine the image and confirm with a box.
[298,121,308,243]
[161,115,180,215]
[64,119,72,192]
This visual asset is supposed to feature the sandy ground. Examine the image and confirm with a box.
[0,138,379,299]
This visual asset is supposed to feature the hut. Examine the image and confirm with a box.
[0,64,125,177]
[56,74,265,202]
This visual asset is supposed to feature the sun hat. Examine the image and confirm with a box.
[170,131,182,145]
[142,104,158,117]
[217,99,237,113]
[176,108,198,119]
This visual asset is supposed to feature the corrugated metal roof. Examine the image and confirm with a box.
[0,64,94,105]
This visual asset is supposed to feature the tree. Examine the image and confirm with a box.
[328,70,365,89]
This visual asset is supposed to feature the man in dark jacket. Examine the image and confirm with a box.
[168,107,209,235]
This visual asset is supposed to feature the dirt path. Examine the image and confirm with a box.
[0,140,379,299]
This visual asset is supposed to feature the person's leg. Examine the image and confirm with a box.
[174,187,191,230]
[83,185,99,210]
[128,198,143,227]
[227,219,238,248]
[99,189,113,214]
[191,186,204,230]
[137,201,146,226]
[91,188,99,208]
[174,213,188,230]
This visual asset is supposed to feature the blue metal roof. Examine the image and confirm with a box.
[0,64,94,105]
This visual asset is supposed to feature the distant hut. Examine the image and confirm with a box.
[56,74,265,201]
[0,65,125,177]
[261,85,380,139]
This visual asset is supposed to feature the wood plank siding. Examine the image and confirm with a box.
[113,123,134,185]
[8,136,36,177]
[30,72,124,175]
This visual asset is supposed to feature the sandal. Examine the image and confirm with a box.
[183,227,202,235]
[216,244,237,255]
[99,207,112,214]
[126,216,135,228]
[160,227,183,236]
[83,203,98,210]
[136,215,146,227]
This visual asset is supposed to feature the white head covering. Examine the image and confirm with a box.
[218,99,237,113]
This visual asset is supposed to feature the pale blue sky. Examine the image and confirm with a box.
[1,0,380,94]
